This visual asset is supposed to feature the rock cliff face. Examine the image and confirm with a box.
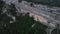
[2,0,60,28]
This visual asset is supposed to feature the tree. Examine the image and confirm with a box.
[7,3,17,16]
[18,0,22,3]
[51,29,60,34]
[30,2,34,7]
[0,0,5,14]
[0,13,47,34]
[28,21,47,34]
